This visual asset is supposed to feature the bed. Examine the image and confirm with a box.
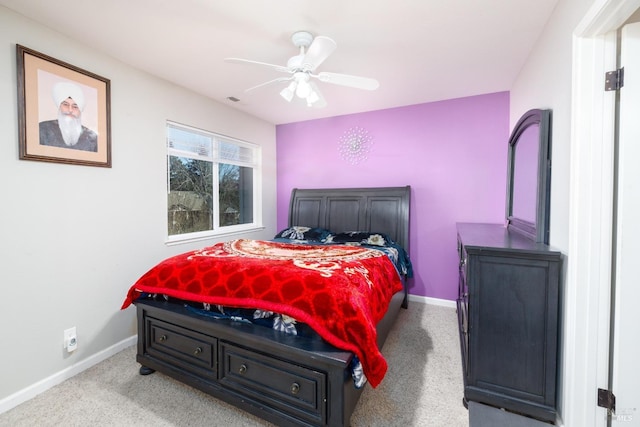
[123,186,411,427]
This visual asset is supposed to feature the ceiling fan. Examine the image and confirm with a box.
[225,31,379,108]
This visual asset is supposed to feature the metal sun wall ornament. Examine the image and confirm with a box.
[338,126,373,165]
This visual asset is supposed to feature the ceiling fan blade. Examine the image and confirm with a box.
[315,72,380,90]
[244,76,293,93]
[225,57,291,74]
[301,36,337,71]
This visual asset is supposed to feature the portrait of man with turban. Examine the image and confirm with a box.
[39,81,98,152]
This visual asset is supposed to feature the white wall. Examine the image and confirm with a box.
[510,0,591,254]
[0,6,277,406]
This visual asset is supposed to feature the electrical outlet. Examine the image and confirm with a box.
[64,327,77,352]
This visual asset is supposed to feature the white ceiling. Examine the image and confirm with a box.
[1,0,559,125]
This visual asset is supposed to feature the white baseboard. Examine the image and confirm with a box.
[408,294,456,308]
[0,294,453,415]
[0,335,137,415]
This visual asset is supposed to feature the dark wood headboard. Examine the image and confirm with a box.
[288,186,411,252]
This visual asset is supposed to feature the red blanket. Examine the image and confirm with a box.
[122,239,403,387]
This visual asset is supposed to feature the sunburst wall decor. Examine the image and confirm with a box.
[338,126,373,165]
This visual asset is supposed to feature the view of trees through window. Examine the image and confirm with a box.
[218,163,253,227]
[168,156,213,235]
[167,123,257,237]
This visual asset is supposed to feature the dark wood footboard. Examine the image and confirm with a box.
[136,288,404,427]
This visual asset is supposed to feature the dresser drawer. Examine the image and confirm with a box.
[219,341,326,424]
[145,317,216,379]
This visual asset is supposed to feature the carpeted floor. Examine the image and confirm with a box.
[0,302,468,426]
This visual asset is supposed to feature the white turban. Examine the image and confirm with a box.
[52,81,85,111]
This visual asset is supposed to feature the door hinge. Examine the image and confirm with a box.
[605,67,624,91]
[598,388,616,413]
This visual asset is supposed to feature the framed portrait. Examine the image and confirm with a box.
[16,44,111,167]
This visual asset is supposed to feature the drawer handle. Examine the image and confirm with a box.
[239,364,247,375]
[290,382,300,395]
[159,335,167,342]
[194,347,202,355]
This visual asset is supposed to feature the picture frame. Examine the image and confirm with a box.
[16,44,111,167]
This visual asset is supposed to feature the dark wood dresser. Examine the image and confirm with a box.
[456,222,562,423]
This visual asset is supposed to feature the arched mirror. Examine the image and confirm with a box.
[505,109,552,244]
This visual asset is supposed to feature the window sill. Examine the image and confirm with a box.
[165,225,265,247]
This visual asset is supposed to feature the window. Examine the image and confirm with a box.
[166,122,260,242]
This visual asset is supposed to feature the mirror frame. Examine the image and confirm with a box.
[505,109,552,244]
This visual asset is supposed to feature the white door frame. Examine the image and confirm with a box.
[565,1,640,426]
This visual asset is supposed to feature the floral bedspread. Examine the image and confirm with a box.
[121,239,403,387]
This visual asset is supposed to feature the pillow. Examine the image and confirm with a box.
[326,231,393,247]
[274,226,332,242]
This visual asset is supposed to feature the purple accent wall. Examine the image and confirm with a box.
[276,92,509,301]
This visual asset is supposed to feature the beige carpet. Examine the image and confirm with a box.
[0,303,468,426]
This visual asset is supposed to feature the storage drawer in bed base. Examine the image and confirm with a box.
[219,341,326,425]
[135,299,365,427]
[144,317,217,380]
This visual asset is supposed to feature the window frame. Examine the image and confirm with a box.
[165,121,262,245]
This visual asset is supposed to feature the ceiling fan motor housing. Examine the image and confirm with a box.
[287,54,304,70]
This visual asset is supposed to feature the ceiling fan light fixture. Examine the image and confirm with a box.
[306,91,320,105]
[295,79,312,98]
[280,81,297,102]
